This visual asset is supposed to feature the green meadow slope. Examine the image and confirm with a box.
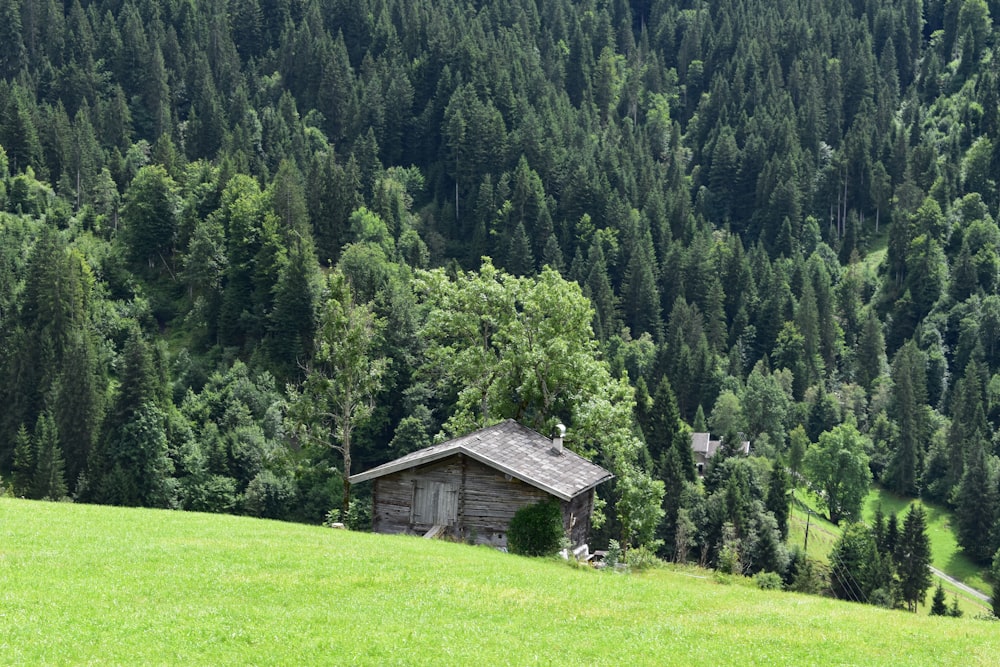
[787,486,993,616]
[1,499,997,665]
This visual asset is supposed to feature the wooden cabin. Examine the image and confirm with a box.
[349,420,613,550]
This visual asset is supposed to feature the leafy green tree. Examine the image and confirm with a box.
[740,362,792,447]
[289,271,388,514]
[417,260,661,547]
[788,425,809,482]
[804,420,872,524]
[122,164,178,275]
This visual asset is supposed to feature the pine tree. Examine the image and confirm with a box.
[122,164,178,275]
[886,341,928,496]
[954,438,997,564]
[766,462,791,540]
[93,327,173,507]
[622,218,662,340]
[656,445,686,559]
[856,308,886,392]
[895,504,932,612]
[929,581,947,616]
[11,424,34,497]
[266,237,319,382]
[503,220,535,277]
[31,409,67,501]
[586,239,617,341]
[55,329,103,493]
[647,376,695,482]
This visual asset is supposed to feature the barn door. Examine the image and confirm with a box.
[411,481,458,526]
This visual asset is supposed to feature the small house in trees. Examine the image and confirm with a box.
[690,432,751,476]
[349,420,612,550]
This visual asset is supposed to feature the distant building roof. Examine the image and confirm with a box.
[349,419,613,501]
[691,432,750,459]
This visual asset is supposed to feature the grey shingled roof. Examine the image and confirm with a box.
[348,419,613,501]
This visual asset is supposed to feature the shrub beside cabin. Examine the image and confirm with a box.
[349,420,612,551]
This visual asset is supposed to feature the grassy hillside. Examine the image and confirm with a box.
[787,486,991,615]
[1,499,998,665]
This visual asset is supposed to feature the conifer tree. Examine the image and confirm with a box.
[929,581,947,616]
[266,237,319,382]
[886,340,928,496]
[11,424,34,497]
[895,504,932,612]
[93,327,173,507]
[647,376,695,482]
[766,462,791,540]
[31,409,68,501]
[954,438,997,564]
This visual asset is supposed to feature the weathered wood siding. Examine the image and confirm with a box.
[459,456,551,547]
[370,453,596,548]
[563,488,594,548]
[372,457,463,536]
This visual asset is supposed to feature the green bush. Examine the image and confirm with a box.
[754,571,784,590]
[625,545,662,570]
[507,500,565,557]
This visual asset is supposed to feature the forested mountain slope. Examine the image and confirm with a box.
[2,0,1000,572]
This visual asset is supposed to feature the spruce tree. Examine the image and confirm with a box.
[929,581,947,616]
[93,327,173,507]
[11,424,33,497]
[886,340,928,496]
[954,438,997,564]
[895,504,932,612]
[31,409,67,501]
[766,462,791,540]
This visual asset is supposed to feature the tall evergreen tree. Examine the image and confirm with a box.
[31,409,68,501]
[895,504,932,612]
[886,340,928,496]
[953,438,997,564]
[766,462,791,540]
[92,327,173,507]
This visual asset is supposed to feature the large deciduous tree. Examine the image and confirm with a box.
[804,419,872,524]
[416,259,663,549]
[122,164,178,276]
[289,271,388,515]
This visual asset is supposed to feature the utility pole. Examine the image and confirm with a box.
[804,507,812,554]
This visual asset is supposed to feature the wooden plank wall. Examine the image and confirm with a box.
[563,489,593,548]
[372,457,463,535]
[371,454,594,548]
[460,457,550,548]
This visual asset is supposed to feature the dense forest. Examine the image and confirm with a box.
[2,0,1000,593]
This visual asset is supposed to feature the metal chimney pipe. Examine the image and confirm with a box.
[552,423,566,453]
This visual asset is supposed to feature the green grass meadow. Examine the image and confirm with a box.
[2,499,999,665]
[788,486,991,616]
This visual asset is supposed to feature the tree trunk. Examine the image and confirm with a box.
[342,430,352,516]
